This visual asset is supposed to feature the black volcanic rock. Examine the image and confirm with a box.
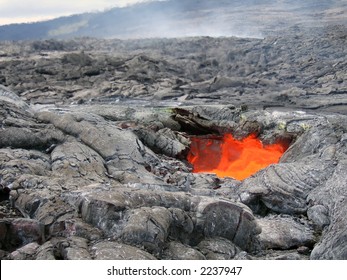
[0,24,347,260]
[1,25,346,113]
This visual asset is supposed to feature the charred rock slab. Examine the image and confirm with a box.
[92,241,157,260]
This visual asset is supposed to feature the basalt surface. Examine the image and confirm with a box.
[0,25,347,260]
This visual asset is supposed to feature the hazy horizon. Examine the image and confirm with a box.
[0,0,346,41]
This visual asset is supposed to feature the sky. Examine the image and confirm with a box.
[0,0,160,25]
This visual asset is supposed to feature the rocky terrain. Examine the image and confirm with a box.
[0,24,347,260]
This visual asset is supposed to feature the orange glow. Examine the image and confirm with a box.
[187,134,289,180]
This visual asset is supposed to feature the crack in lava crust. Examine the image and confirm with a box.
[187,133,289,180]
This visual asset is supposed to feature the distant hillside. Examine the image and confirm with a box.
[0,0,346,40]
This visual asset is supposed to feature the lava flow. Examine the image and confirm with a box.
[187,133,289,180]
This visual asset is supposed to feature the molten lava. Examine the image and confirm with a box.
[187,134,289,180]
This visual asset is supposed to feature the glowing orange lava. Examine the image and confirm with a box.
[187,134,289,180]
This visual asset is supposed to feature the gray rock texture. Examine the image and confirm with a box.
[0,25,347,260]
